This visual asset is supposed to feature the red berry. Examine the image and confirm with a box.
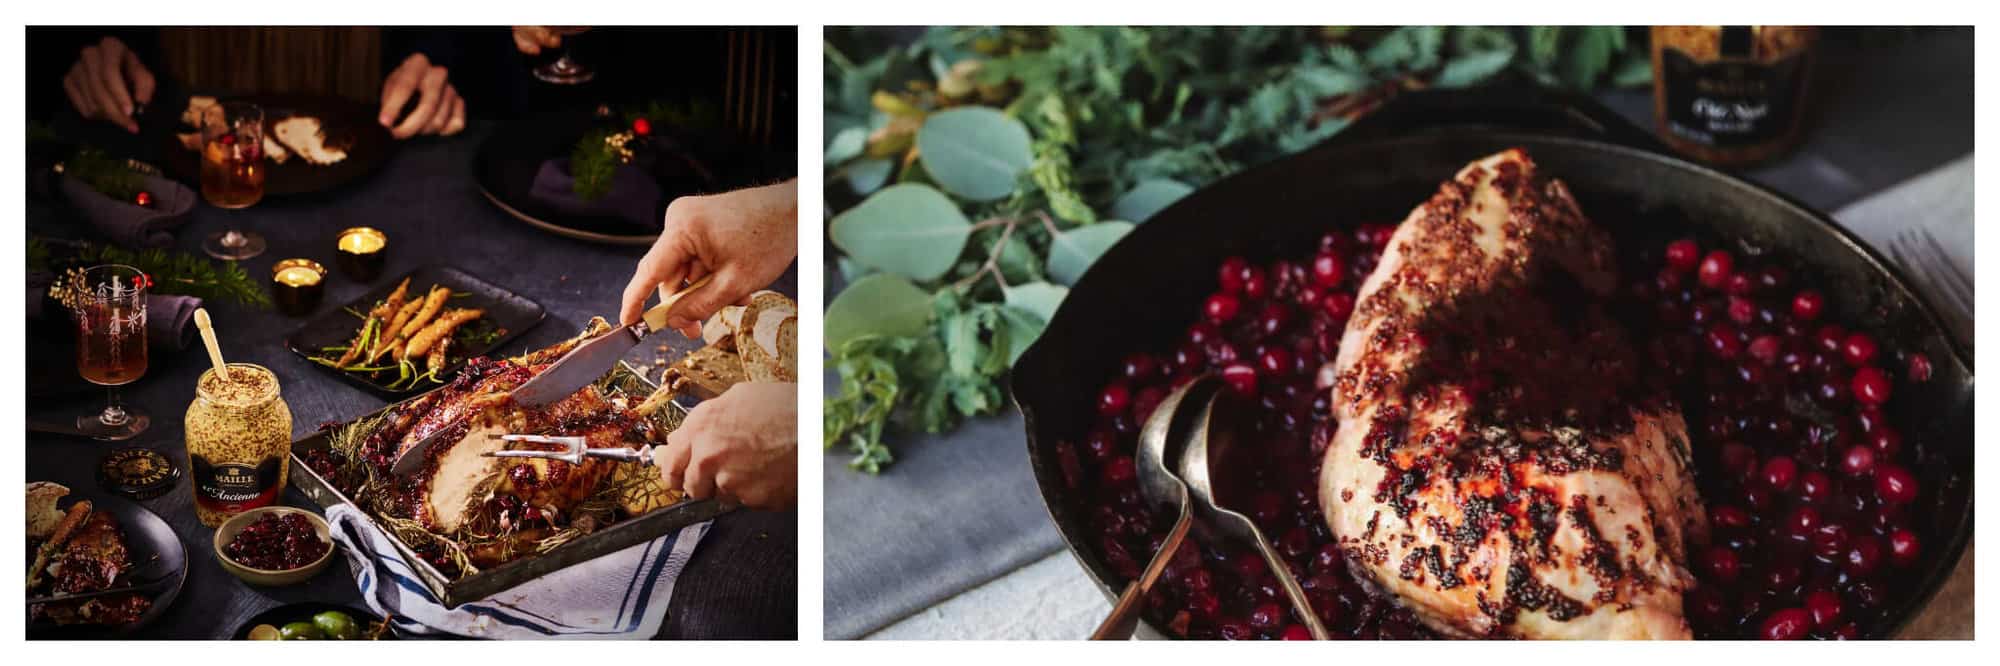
[1279,624,1312,640]
[1704,544,1741,582]
[1759,608,1811,640]
[1727,296,1757,324]
[1218,257,1249,294]
[1220,363,1258,397]
[1805,590,1843,629]
[1747,335,1783,365]
[219,133,237,146]
[1258,346,1293,376]
[1311,252,1346,287]
[1249,602,1286,631]
[134,191,153,207]
[1762,455,1798,492]
[1791,290,1825,321]
[1875,464,1918,504]
[1101,456,1136,486]
[1321,292,1355,322]
[1711,504,1753,530]
[1839,444,1877,478]
[1726,273,1756,297]
[1098,383,1132,417]
[1908,352,1933,383]
[1697,250,1734,289]
[1121,354,1158,382]
[1786,505,1820,537]
[1242,268,1269,300]
[1798,471,1832,504]
[1888,528,1922,566]
[632,117,653,136]
[1204,293,1241,323]
[1851,367,1892,406]
[1869,427,1902,457]
[1845,536,1883,577]
[1841,333,1879,367]
[1665,238,1701,273]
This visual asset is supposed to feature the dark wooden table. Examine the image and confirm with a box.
[26,121,798,640]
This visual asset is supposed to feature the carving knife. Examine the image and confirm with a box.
[387,275,710,476]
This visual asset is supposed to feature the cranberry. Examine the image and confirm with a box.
[1796,471,1831,505]
[1279,625,1312,640]
[1311,252,1346,287]
[1101,456,1136,486]
[1727,297,1757,325]
[1726,273,1756,297]
[1851,367,1892,406]
[1812,324,1847,354]
[1704,545,1742,582]
[1218,257,1249,294]
[1888,528,1922,566]
[1217,619,1253,640]
[1804,590,1842,629]
[1841,333,1879,367]
[1233,551,1268,579]
[1756,265,1791,293]
[1122,354,1159,382]
[1697,250,1734,290]
[1811,523,1849,560]
[1875,464,1918,504]
[1907,352,1933,382]
[1831,623,1861,640]
[1845,535,1883,577]
[1242,268,1270,301]
[1098,383,1132,417]
[1759,608,1811,640]
[1665,238,1701,273]
[1257,347,1293,377]
[1187,321,1221,346]
[1221,363,1258,397]
[1249,602,1286,631]
[1706,324,1744,359]
[1868,427,1902,458]
[1712,504,1754,530]
[1747,335,1783,365]
[1838,445,1877,479]
[1321,292,1355,322]
[1791,290,1825,322]
[1785,505,1820,537]
[1255,303,1291,338]
[1761,456,1798,493]
[1204,293,1242,323]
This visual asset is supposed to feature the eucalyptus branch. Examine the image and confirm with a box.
[953,218,1021,291]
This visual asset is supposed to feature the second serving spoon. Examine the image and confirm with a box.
[1088,376,1219,640]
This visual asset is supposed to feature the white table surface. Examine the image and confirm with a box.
[868,155,1976,641]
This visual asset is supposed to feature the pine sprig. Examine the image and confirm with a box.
[62,148,145,202]
[38,238,272,308]
[569,128,620,201]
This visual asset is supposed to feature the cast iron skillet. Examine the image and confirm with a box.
[1013,88,1973,639]
[28,493,189,638]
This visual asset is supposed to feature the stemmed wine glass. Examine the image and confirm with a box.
[199,101,268,260]
[533,28,595,85]
[71,264,152,440]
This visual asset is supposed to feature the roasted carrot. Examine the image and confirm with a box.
[405,308,484,360]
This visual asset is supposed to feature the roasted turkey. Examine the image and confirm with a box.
[1318,149,1707,639]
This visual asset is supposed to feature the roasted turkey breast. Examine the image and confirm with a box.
[1318,149,1707,639]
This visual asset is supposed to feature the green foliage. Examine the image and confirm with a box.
[822,26,1648,472]
[36,238,271,308]
[568,128,619,201]
[65,148,145,202]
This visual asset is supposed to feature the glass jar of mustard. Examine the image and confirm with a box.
[1651,26,1818,167]
[185,363,293,527]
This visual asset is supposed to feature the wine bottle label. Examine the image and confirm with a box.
[190,453,284,512]
[1660,47,1807,148]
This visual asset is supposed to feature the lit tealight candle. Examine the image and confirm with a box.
[270,259,327,316]
[334,227,388,281]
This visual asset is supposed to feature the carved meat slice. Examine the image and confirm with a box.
[1318,149,1706,639]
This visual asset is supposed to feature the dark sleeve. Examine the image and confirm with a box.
[26,27,160,122]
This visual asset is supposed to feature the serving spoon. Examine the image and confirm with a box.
[1088,376,1218,640]
[1179,391,1332,640]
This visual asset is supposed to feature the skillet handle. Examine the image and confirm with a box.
[1335,86,1673,155]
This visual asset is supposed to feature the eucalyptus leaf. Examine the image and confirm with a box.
[1002,281,1069,323]
[846,158,894,194]
[1046,221,1133,285]
[829,184,973,281]
[1434,48,1515,88]
[997,306,1047,365]
[825,127,867,165]
[825,273,934,352]
[917,107,1034,201]
[1563,27,1619,89]
[1111,179,1193,222]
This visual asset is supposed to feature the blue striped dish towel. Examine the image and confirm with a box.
[327,504,710,639]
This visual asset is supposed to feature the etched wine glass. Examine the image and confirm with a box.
[199,101,268,260]
[532,28,595,85]
[71,264,152,440]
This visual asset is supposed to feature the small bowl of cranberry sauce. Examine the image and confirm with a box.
[213,506,337,586]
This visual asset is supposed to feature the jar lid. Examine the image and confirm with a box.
[99,447,180,500]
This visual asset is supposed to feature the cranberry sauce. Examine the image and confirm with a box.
[1060,227,1934,640]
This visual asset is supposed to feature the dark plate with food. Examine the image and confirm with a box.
[473,107,790,245]
[159,93,395,197]
[286,265,545,397]
[289,323,736,608]
[26,483,189,638]
[234,602,397,640]
[1013,88,1972,640]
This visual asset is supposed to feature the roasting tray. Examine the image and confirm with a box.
[286,360,732,608]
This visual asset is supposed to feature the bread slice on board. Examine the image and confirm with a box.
[26,482,70,540]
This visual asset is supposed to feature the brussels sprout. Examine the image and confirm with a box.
[279,621,323,640]
[313,611,359,640]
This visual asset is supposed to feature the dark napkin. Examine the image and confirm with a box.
[26,274,202,352]
[56,172,197,249]
[528,158,663,233]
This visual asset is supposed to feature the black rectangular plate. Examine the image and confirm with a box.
[286,265,545,397]
[286,362,731,608]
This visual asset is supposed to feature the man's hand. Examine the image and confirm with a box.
[378,53,465,139]
[655,382,797,510]
[512,27,588,55]
[621,180,798,337]
[64,37,155,133]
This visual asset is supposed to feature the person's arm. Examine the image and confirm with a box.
[620,180,799,337]
[29,28,159,131]
[655,381,797,510]
[376,28,474,138]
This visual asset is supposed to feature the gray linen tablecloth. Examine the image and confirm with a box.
[823,31,1973,640]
